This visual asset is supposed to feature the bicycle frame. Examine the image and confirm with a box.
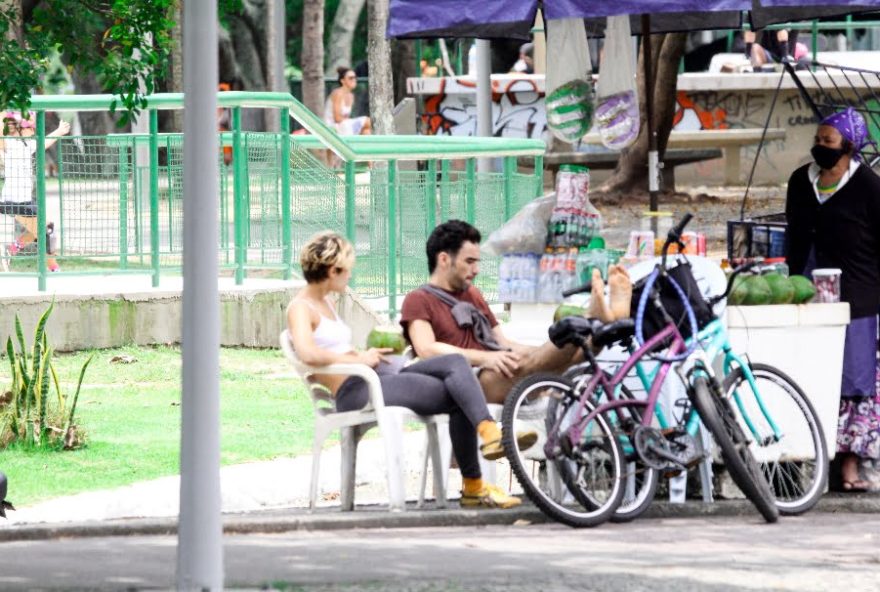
[559,322,690,454]
[617,318,783,446]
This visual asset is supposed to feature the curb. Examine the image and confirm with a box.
[2,494,878,543]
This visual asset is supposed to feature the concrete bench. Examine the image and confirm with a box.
[573,128,786,185]
[541,147,723,191]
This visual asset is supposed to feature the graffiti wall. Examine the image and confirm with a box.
[407,75,548,140]
[410,73,878,186]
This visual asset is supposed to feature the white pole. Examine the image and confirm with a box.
[176,0,223,588]
[476,38,492,172]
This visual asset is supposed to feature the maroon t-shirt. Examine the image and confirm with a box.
[400,285,498,351]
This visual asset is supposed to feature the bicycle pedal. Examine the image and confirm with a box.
[682,453,707,471]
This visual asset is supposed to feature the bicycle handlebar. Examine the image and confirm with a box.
[661,213,693,270]
[561,282,592,298]
[707,260,761,306]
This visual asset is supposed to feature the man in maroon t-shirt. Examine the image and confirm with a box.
[400,220,578,404]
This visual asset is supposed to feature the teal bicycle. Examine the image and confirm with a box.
[584,313,828,521]
[562,227,827,520]
[502,215,826,526]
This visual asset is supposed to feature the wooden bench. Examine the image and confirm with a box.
[577,128,787,185]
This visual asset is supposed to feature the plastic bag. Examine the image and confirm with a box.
[545,18,594,143]
[595,16,640,151]
[483,194,556,256]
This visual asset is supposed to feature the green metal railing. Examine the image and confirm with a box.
[0,92,545,313]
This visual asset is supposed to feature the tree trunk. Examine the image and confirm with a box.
[301,0,325,118]
[2,0,23,43]
[168,0,184,132]
[367,0,394,134]
[595,32,687,202]
[326,0,366,75]
[391,39,416,108]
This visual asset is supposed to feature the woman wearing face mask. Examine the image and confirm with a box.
[785,107,880,493]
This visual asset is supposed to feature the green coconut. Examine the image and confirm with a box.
[742,275,772,306]
[553,304,588,323]
[728,274,750,306]
[789,275,818,304]
[764,273,795,305]
[366,326,407,353]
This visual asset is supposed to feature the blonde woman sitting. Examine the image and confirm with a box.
[286,231,537,509]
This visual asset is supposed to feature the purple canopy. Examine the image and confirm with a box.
[388,0,880,40]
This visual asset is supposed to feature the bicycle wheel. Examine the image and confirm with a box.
[560,368,660,523]
[502,373,626,528]
[690,375,779,523]
[723,363,828,515]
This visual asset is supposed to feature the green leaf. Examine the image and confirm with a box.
[66,353,94,431]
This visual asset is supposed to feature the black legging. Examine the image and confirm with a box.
[335,353,492,479]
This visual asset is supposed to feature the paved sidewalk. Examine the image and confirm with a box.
[2,431,880,542]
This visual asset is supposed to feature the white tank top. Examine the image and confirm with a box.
[307,299,352,354]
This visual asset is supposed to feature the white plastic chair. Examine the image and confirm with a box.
[280,330,449,512]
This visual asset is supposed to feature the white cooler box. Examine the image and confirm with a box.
[725,303,850,460]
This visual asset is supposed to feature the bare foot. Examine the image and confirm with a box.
[608,265,633,321]
[586,269,614,323]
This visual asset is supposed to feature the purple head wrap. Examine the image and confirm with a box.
[820,107,869,157]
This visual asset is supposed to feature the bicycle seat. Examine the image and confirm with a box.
[548,316,604,348]
[591,319,636,349]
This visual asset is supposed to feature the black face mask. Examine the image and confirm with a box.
[811,144,847,170]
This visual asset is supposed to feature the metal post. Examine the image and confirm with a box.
[119,147,129,269]
[642,15,660,220]
[476,39,493,173]
[502,156,515,220]
[149,110,160,287]
[465,157,476,224]
[344,160,356,243]
[280,108,292,279]
[35,112,46,291]
[232,107,245,284]
[176,0,223,588]
[344,160,356,287]
[534,155,544,197]
[387,160,398,316]
[57,138,65,256]
[439,160,450,220]
[425,159,437,228]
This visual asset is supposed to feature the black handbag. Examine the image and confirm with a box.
[630,260,716,343]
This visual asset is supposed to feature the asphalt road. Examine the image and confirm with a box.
[1,512,877,591]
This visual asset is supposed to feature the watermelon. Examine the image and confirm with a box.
[789,275,817,304]
[554,304,588,323]
[366,326,407,353]
[764,273,795,305]
[742,275,772,305]
[728,274,749,306]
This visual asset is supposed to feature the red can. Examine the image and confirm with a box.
[696,233,707,256]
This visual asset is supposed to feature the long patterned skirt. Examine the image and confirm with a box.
[837,315,880,460]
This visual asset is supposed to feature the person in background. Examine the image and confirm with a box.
[286,231,537,509]
[325,67,372,136]
[510,42,535,74]
[744,28,809,70]
[785,107,880,492]
[0,111,69,272]
[217,82,233,166]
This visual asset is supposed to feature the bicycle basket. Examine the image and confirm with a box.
[630,260,716,344]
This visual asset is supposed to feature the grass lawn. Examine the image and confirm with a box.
[0,345,316,506]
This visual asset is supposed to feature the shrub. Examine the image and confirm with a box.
[1,302,93,449]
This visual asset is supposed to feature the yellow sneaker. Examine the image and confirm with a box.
[460,483,522,509]
[480,430,538,461]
